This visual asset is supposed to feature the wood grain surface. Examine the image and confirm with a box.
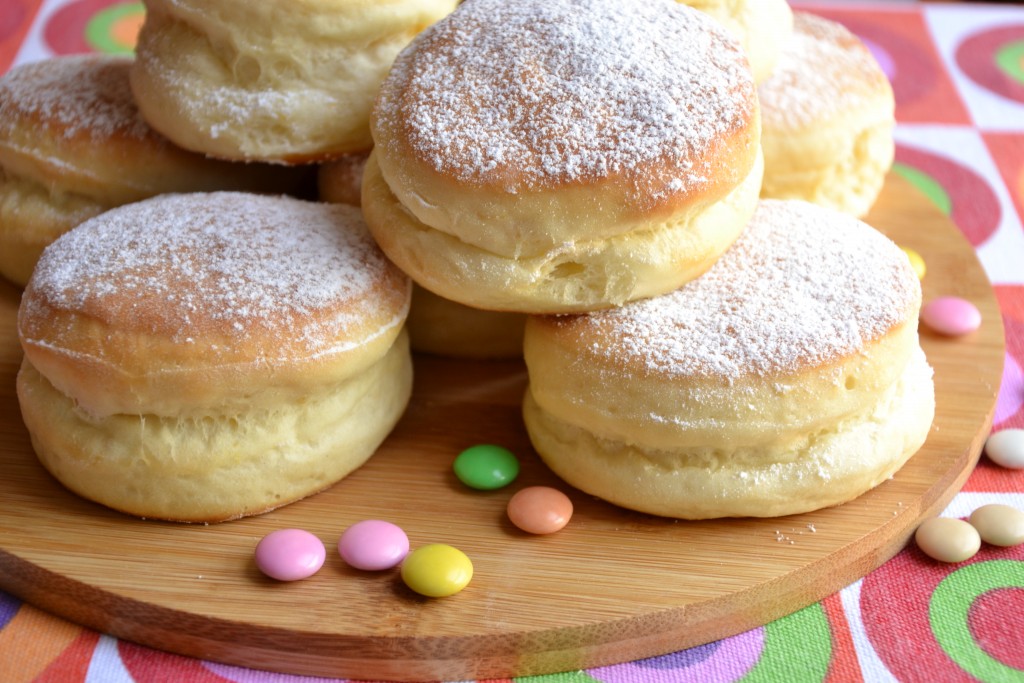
[0,174,1005,680]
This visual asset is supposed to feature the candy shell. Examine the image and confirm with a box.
[507,486,574,534]
[969,504,1024,547]
[255,529,326,581]
[338,520,410,571]
[985,429,1024,469]
[453,444,520,490]
[900,246,926,280]
[401,544,473,597]
[914,517,980,563]
[920,296,981,336]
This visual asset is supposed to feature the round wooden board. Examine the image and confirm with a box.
[0,174,1005,681]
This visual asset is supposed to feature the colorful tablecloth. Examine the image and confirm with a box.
[2,1,1023,681]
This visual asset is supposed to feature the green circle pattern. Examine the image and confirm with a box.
[892,162,953,216]
[995,40,1024,85]
[84,2,144,54]
[512,602,832,683]
[740,603,831,682]
[930,559,1024,681]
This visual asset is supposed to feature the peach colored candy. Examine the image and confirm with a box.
[969,504,1024,547]
[507,486,573,534]
[914,517,980,563]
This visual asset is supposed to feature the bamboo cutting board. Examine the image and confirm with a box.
[0,174,1005,681]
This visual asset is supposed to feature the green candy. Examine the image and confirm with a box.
[453,444,520,490]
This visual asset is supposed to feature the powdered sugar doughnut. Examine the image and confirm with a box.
[129,0,458,163]
[365,0,762,313]
[17,192,412,522]
[758,13,895,217]
[523,200,934,519]
[0,55,302,287]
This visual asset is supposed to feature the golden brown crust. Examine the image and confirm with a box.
[16,192,413,522]
[317,152,370,207]
[362,150,763,313]
[522,200,932,518]
[0,55,308,287]
[371,0,761,259]
[18,193,411,418]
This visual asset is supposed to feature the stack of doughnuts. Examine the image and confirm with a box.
[9,0,921,522]
[129,0,458,163]
[0,55,303,288]
[17,193,412,522]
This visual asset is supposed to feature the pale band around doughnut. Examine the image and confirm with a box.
[365,0,763,314]
[758,12,895,217]
[17,193,412,522]
[130,0,458,162]
[523,200,934,519]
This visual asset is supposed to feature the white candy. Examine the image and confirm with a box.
[985,429,1024,469]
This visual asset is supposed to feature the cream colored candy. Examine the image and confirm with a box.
[985,429,1024,469]
[969,504,1024,547]
[915,517,981,563]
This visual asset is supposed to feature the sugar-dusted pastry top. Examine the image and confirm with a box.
[0,55,151,142]
[546,200,920,380]
[375,0,757,202]
[759,12,891,131]
[21,192,409,362]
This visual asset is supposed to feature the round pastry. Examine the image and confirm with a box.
[406,285,526,359]
[17,192,412,522]
[130,0,458,163]
[0,55,304,288]
[319,152,526,358]
[523,200,934,519]
[365,0,762,314]
[318,152,370,208]
[758,12,895,217]
[678,0,793,83]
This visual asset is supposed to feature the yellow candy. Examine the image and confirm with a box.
[901,246,926,280]
[401,544,473,597]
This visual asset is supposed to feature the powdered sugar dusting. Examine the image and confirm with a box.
[26,193,405,356]
[759,12,891,130]
[0,55,152,141]
[569,200,919,379]
[377,0,755,197]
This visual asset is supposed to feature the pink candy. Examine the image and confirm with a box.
[338,520,410,571]
[254,529,326,581]
[920,296,981,336]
